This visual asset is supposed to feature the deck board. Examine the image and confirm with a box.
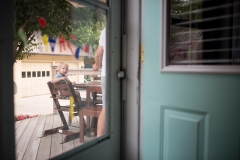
[36,114,54,160]
[15,113,97,160]
[15,118,31,145]
[23,115,47,160]
[15,121,22,130]
[50,115,63,158]
[62,113,76,153]
[16,117,39,160]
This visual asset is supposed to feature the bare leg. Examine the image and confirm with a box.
[97,107,106,137]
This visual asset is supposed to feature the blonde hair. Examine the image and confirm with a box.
[57,62,69,70]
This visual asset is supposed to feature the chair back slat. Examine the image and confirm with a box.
[59,90,72,96]
[47,80,81,109]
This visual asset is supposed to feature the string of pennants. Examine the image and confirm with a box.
[17,16,92,59]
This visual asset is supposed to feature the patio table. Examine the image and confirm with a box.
[74,81,102,136]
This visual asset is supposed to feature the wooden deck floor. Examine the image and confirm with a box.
[15,113,96,160]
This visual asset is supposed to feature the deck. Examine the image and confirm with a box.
[15,113,96,160]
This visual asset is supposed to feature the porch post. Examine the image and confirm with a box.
[51,65,58,115]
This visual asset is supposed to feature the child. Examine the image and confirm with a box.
[52,62,81,104]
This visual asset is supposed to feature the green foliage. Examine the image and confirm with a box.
[13,0,106,64]
[70,7,106,52]
[14,0,72,63]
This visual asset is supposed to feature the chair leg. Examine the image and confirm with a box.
[87,116,91,137]
[68,114,72,125]
[79,110,84,143]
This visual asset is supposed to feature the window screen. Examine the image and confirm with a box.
[169,0,240,65]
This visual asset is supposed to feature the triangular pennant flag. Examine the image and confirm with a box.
[42,34,48,52]
[59,37,66,52]
[84,44,89,52]
[75,47,80,59]
[49,37,56,52]
[18,28,28,47]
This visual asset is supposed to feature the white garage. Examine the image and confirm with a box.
[21,62,51,97]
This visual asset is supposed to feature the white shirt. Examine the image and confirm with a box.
[99,28,106,77]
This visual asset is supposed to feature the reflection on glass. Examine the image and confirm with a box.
[13,0,107,158]
[169,0,240,65]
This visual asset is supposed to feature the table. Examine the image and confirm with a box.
[75,81,102,132]
[74,81,102,108]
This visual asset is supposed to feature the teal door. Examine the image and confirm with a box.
[142,0,240,159]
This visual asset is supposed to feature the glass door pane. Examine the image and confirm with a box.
[13,0,111,159]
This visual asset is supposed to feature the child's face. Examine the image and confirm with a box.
[58,64,68,75]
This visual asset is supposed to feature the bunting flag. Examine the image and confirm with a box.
[49,37,56,52]
[42,34,49,52]
[18,28,28,47]
[38,17,46,28]
[59,37,66,52]
[69,96,74,120]
[84,44,89,52]
[75,47,81,59]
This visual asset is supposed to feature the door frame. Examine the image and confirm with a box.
[0,1,15,159]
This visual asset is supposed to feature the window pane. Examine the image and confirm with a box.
[22,72,26,78]
[42,71,45,77]
[169,0,240,65]
[37,71,41,77]
[27,71,31,78]
[32,71,36,77]
[13,0,107,158]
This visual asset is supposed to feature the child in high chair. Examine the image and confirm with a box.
[52,62,81,104]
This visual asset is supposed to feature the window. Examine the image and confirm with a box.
[46,71,50,77]
[161,0,240,73]
[32,71,36,77]
[27,71,31,78]
[22,72,26,78]
[37,71,41,77]
[42,71,45,77]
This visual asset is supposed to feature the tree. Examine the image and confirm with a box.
[13,0,72,63]
[70,7,106,51]
[13,0,106,64]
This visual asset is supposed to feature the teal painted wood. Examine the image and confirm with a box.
[142,0,240,159]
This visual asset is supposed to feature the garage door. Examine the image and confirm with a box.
[22,62,51,97]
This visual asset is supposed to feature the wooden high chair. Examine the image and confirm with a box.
[40,80,88,143]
